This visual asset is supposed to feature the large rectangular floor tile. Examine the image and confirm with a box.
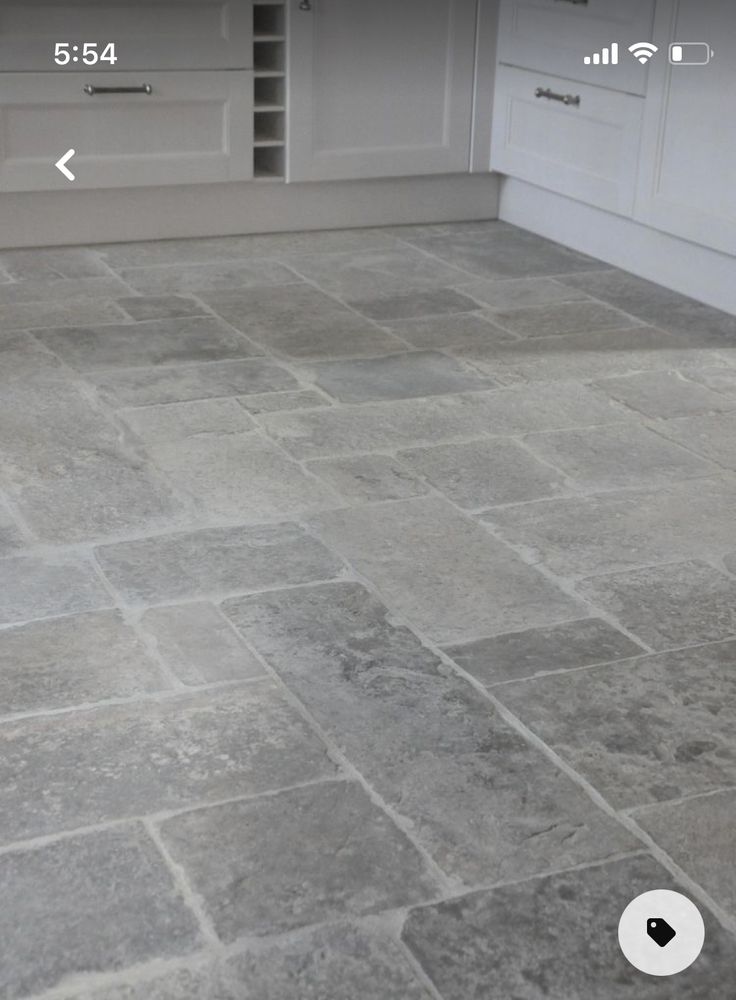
[0,555,112,626]
[159,782,438,940]
[0,825,202,1000]
[262,383,626,459]
[92,358,298,408]
[594,371,736,419]
[0,276,131,306]
[118,259,299,295]
[0,682,334,843]
[310,351,492,403]
[346,288,478,321]
[122,400,340,522]
[115,294,207,321]
[457,276,588,310]
[494,641,736,808]
[306,454,429,503]
[634,790,736,920]
[0,610,170,716]
[239,389,330,414]
[37,316,261,370]
[655,412,736,469]
[0,298,127,331]
[524,423,717,491]
[402,855,735,999]
[576,560,736,651]
[310,498,582,644]
[400,438,569,508]
[386,312,516,351]
[96,522,342,605]
[444,618,645,686]
[487,477,736,576]
[140,602,265,686]
[492,300,638,339]
[201,285,404,359]
[0,247,108,280]
[223,581,634,883]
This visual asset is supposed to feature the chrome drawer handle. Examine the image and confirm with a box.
[83,84,153,96]
[535,87,581,107]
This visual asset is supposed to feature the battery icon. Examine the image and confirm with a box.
[669,42,713,65]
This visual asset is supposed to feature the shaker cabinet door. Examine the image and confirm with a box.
[287,0,477,182]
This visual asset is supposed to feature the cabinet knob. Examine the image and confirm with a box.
[299,0,313,10]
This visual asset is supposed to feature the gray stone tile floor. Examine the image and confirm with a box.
[1,220,735,997]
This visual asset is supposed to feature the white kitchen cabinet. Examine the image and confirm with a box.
[287,0,478,182]
[497,0,656,95]
[0,72,254,191]
[491,65,644,215]
[0,0,253,71]
[635,0,736,256]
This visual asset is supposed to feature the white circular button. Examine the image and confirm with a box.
[618,889,705,976]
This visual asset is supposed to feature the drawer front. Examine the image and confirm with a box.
[0,1,252,71]
[491,65,644,215]
[498,0,656,95]
[0,71,254,191]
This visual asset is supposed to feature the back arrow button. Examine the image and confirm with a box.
[55,149,76,182]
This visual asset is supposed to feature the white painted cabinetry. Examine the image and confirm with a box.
[634,0,736,256]
[287,0,478,182]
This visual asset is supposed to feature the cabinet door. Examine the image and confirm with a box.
[634,0,736,256]
[0,72,253,191]
[287,0,477,181]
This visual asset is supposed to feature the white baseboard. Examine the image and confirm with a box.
[0,173,500,249]
[499,177,736,315]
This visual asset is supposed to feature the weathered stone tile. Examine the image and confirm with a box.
[121,398,255,445]
[400,438,568,508]
[140,602,264,686]
[0,298,127,330]
[402,855,735,999]
[0,825,202,1000]
[634,790,736,920]
[37,316,261,370]
[310,351,492,403]
[223,582,635,883]
[93,358,297,408]
[576,560,736,651]
[655,412,736,470]
[96,523,341,605]
[262,384,626,459]
[0,276,131,305]
[115,295,208,321]
[494,641,736,808]
[307,454,428,503]
[687,366,736,397]
[201,285,404,359]
[76,925,433,1000]
[0,682,334,843]
[119,259,299,295]
[122,401,340,522]
[0,555,111,626]
[405,223,601,279]
[284,247,469,299]
[457,276,588,310]
[0,506,23,558]
[524,423,717,491]
[310,499,581,644]
[386,312,516,351]
[444,618,645,686]
[0,366,181,543]
[0,247,108,280]
[488,478,736,577]
[0,610,170,716]
[456,326,727,384]
[159,782,437,940]
[347,288,478,321]
[559,269,736,343]
[239,390,330,414]
[594,371,736,419]
[493,300,638,339]
[97,229,399,267]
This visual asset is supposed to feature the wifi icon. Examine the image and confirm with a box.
[628,42,659,64]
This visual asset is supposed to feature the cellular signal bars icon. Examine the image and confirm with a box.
[584,43,618,66]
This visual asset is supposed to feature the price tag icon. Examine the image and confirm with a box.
[647,917,676,948]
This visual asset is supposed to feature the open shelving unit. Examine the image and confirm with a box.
[253,0,287,181]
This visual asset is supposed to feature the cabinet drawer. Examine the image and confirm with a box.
[0,71,254,191]
[498,0,655,95]
[491,66,644,215]
[0,1,252,71]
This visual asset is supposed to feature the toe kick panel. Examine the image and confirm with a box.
[0,71,254,191]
